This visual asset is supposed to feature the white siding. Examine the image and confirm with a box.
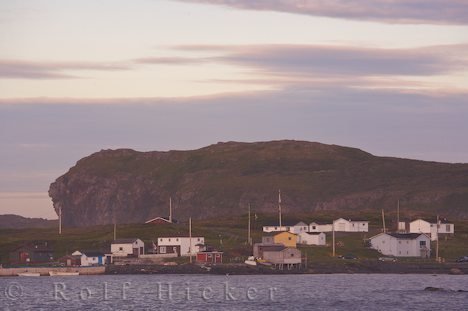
[111,239,145,257]
[263,226,289,233]
[370,234,431,257]
[297,232,326,245]
[158,237,205,256]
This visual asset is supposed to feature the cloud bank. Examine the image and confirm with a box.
[179,0,468,25]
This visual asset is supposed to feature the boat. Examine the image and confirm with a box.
[244,256,257,266]
[18,272,41,277]
[49,271,79,276]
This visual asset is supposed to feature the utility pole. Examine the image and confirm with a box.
[381,209,386,233]
[189,217,193,264]
[248,203,252,245]
[436,215,440,262]
[59,206,62,235]
[397,199,400,232]
[113,223,116,241]
[278,189,282,228]
[332,221,335,257]
[169,197,172,223]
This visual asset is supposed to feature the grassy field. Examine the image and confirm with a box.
[1,212,467,265]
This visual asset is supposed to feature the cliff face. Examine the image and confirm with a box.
[49,140,468,227]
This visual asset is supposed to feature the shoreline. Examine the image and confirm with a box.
[2,262,467,277]
[106,261,468,276]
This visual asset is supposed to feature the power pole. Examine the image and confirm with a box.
[189,217,193,264]
[381,209,386,233]
[436,215,439,262]
[59,206,62,235]
[397,199,400,232]
[113,223,116,241]
[332,221,336,257]
[248,203,252,245]
[278,189,282,228]
[169,197,172,223]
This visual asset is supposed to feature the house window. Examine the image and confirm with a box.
[288,237,291,240]
[362,224,365,226]
[420,241,426,248]
[119,247,123,251]
[169,238,171,242]
[312,226,316,230]
[290,253,294,257]
[446,225,450,232]
[176,238,179,242]
[197,238,201,241]
[160,238,163,242]
[160,246,166,254]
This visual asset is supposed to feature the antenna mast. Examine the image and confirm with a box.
[189,217,193,263]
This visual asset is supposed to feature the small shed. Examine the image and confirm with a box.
[196,251,223,264]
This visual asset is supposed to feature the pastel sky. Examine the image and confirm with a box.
[1,0,467,219]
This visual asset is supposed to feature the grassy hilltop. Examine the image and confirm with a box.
[49,140,468,227]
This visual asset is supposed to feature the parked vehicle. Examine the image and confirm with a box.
[340,254,357,260]
[378,257,397,262]
[456,256,468,263]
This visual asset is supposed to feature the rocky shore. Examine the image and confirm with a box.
[106,261,468,276]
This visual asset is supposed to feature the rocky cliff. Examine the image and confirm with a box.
[49,140,468,226]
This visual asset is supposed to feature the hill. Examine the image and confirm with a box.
[0,214,57,229]
[49,140,468,227]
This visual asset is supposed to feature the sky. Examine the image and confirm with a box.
[1,0,467,219]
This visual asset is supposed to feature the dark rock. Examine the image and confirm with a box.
[49,140,468,227]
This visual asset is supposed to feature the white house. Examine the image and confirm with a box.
[309,222,333,232]
[263,225,290,233]
[288,222,309,234]
[409,218,454,241]
[157,236,205,256]
[111,238,145,257]
[333,218,369,232]
[369,233,431,258]
[80,251,107,266]
[297,232,326,246]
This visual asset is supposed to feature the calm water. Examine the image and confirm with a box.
[1,274,467,310]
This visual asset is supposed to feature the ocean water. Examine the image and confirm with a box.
[1,274,467,310]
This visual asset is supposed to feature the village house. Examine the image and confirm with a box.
[80,251,109,266]
[409,218,454,241]
[369,233,431,258]
[288,222,309,234]
[9,241,54,265]
[297,232,326,246]
[262,225,290,233]
[333,218,369,232]
[58,251,81,266]
[145,217,174,225]
[308,222,333,233]
[111,238,145,257]
[253,243,286,259]
[156,236,205,256]
[262,246,302,269]
[262,231,297,248]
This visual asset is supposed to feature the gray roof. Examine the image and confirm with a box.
[388,233,424,239]
[112,238,140,244]
[82,251,105,257]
